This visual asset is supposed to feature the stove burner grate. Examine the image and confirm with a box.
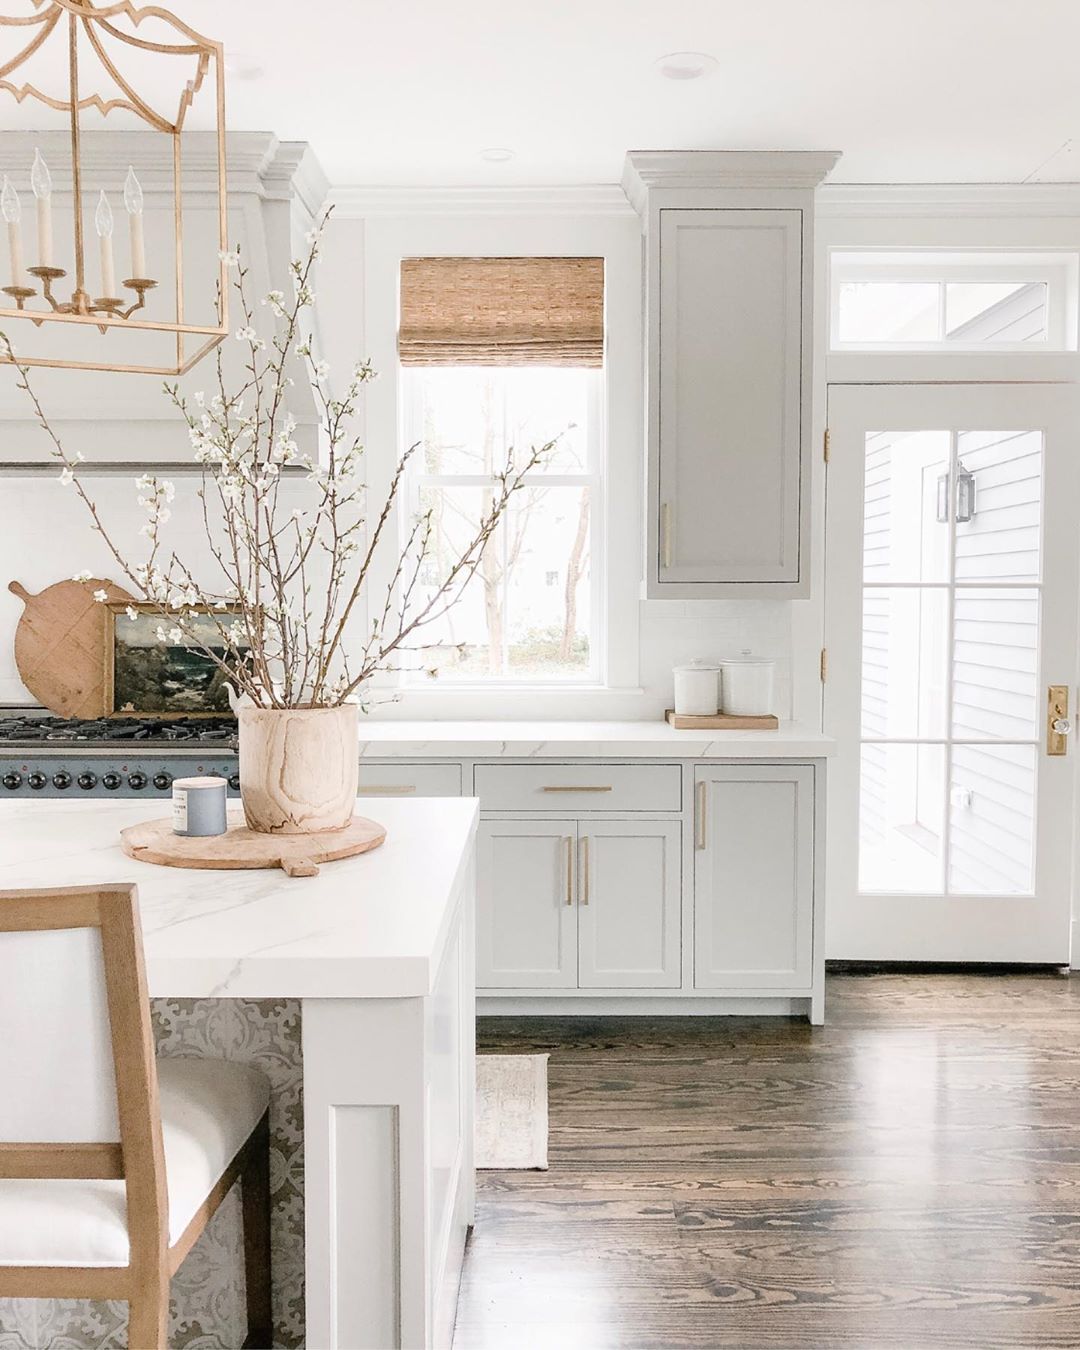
[0,713,238,747]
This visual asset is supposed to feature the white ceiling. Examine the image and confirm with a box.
[11,0,1080,186]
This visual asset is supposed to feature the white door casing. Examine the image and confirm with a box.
[825,384,1080,962]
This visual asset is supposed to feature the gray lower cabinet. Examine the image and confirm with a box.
[477,817,681,990]
[693,763,815,990]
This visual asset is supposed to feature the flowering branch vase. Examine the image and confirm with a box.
[238,703,359,834]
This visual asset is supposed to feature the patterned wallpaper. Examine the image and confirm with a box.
[0,999,304,1350]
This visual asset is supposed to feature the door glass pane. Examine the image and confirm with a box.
[953,430,1042,583]
[857,424,1044,899]
[948,744,1036,894]
[945,282,1048,343]
[860,743,945,893]
[952,589,1039,740]
[862,588,948,739]
[838,282,941,343]
[864,430,951,583]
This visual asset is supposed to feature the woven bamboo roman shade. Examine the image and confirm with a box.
[398,256,604,367]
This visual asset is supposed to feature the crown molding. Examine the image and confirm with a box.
[0,130,326,205]
[326,183,633,218]
[621,150,842,212]
[817,182,1080,217]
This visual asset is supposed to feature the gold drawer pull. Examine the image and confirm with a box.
[564,836,574,906]
[541,785,613,793]
[580,835,590,905]
[695,781,707,850]
[357,785,417,795]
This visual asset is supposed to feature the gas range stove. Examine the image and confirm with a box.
[0,713,239,798]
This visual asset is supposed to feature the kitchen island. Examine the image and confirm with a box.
[0,796,479,1350]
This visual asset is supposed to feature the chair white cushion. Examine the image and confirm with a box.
[0,1057,269,1267]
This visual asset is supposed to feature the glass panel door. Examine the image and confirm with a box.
[826,386,1080,961]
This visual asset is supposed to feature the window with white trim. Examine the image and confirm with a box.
[830,251,1079,352]
[398,364,603,683]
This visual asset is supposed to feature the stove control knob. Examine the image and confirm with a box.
[102,771,122,791]
[2,771,21,790]
[27,771,47,790]
[52,771,72,790]
[153,771,173,791]
[127,771,148,791]
[77,771,98,791]
[228,773,241,792]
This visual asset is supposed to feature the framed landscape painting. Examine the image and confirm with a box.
[104,602,249,718]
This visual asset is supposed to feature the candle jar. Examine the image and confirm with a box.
[172,776,228,837]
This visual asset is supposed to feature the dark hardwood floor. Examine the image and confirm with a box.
[455,973,1080,1350]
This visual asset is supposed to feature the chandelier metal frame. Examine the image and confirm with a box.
[0,0,227,374]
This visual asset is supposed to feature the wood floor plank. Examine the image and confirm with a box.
[457,973,1080,1350]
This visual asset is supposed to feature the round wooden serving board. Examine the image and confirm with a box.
[9,576,134,718]
[120,809,387,878]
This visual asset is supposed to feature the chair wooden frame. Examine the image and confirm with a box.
[0,885,271,1350]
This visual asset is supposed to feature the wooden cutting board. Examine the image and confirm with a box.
[120,810,387,877]
[8,577,134,719]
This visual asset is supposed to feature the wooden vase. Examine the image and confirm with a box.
[238,703,359,834]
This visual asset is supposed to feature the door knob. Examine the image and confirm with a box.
[1053,717,1071,737]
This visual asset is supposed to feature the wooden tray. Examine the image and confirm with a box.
[120,809,387,878]
[666,709,779,730]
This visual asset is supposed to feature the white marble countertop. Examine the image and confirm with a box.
[0,798,479,1000]
[357,719,834,759]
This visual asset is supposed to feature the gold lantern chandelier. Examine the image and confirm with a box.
[0,0,227,374]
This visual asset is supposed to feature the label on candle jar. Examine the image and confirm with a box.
[172,788,188,833]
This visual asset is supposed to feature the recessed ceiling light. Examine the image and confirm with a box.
[654,51,718,81]
[479,147,514,163]
[224,52,264,81]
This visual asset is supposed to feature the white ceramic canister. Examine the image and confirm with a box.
[719,658,776,716]
[673,659,721,717]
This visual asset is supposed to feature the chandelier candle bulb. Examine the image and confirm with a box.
[30,148,52,267]
[1,177,22,286]
[95,190,115,298]
[172,776,228,838]
[124,165,146,279]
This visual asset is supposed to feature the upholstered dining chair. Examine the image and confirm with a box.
[0,884,272,1350]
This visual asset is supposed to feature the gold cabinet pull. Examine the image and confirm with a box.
[357,785,417,795]
[542,785,613,793]
[580,835,590,905]
[564,835,574,906]
[1048,685,1071,756]
[695,780,707,850]
[661,501,673,569]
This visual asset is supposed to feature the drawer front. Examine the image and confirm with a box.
[473,763,681,813]
[357,761,462,797]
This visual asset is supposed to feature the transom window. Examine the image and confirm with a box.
[830,251,1078,352]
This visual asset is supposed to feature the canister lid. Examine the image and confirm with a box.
[172,776,227,790]
[673,658,720,673]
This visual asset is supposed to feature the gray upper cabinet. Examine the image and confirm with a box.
[623,151,839,599]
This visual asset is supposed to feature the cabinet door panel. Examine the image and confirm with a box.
[578,821,681,989]
[477,820,577,989]
[658,208,803,586]
[694,765,814,989]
